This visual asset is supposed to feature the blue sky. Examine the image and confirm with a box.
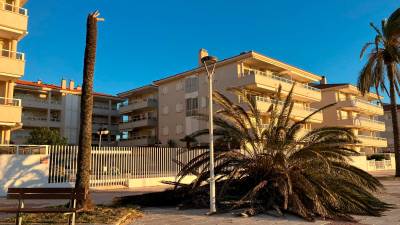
[21,0,398,100]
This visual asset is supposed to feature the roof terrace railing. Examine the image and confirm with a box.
[1,49,25,60]
[0,1,28,16]
[242,69,321,92]
[0,97,21,106]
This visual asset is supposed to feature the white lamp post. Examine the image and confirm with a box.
[201,55,218,214]
[97,128,109,148]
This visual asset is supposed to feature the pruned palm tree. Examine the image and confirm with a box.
[75,11,103,210]
[172,85,389,221]
[357,8,400,176]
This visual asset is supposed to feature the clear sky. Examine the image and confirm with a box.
[21,0,398,100]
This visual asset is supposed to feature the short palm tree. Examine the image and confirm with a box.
[174,85,389,221]
[357,8,400,176]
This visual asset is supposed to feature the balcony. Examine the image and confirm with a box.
[119,136,156,146]
[252,96,323,123]
[119,99,157,114]
[119,117,157,131]
[0,49,25,78]
[336,98,384,115]
[357,135,387,148]
[16,95,63,110]
[0,2,28,38]
[93,105,119,116]
[0,97,21,126]
[22,116,61,128]
[237,69,321,102]
[337,117,385,131]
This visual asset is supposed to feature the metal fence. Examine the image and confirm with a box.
[48,146,207,187]
[367,159,394,171]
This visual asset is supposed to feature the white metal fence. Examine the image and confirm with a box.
[367,159,394,171]
[48,146,207,187]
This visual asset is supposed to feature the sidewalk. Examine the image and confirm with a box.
[129,179,400,225]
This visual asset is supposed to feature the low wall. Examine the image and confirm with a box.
[0,154,45,196]
[126,175,197,188]
[349,154,395,171]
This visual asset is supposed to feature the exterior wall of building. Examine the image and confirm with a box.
[312,85,386,154]
[118,86,159,146]
[11,80,121,145]
[380,107,399,152]
[154,51,323,147]
[0,0,28,144]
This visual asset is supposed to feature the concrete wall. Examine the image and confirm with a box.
[0,154,69,196]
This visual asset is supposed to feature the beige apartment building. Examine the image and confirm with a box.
[118,85,158,146]
[312,82,387,154]
[119,50,325,146]
[11,79,122,145]
[0,0,28,144]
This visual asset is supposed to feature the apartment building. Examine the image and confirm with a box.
[0,0,29,144]
[118,85,158,146]
[119,50,325,146]
[11,79,122,145]
[380,104,400,153]
[312,81,387,154]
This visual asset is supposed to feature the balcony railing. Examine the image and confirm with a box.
[125,135,156,141]
[23,116,47,121]
[0,1,28,16]
[242,69,321,92]
[0,97,21,106]
[1,49,25,60]
[253,96,319,114]
[358,117,385,125]
[357,135,387,141]
[352,98,381,107]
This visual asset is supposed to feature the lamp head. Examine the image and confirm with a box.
[201,55,218,65]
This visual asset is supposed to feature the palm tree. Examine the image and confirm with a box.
[173,85,389,220]
[357,8,400,176]
[75,11,103,210]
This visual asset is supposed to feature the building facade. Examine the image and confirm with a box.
[11,79,122,145]
[381,104,400,153]
[119,50,325,146]
[312,82,387,154]
[0,0,28,144]
[118,85,158,146]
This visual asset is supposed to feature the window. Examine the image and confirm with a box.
[185,77,199,93]
[201,97,207,108]
[162,126,169,136]
[162,87,168,95]
[176,125,183,134]
[176,103,183,112]
[162,106,169,115]
[176,82,183,91]
[186,97,198,116]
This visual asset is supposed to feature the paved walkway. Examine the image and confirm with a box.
[130,179,400,225]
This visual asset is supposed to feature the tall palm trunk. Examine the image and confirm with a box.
[75,12,99,209]
[387,63,400,177]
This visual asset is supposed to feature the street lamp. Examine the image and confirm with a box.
[201,55,218,214]
[97,128,109,148]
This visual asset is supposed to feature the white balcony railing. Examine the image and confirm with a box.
[0,97,21,106]
[1,49,25,60]
[242,69,321,92]
[253,96,319,114]
[0,1,28,16]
